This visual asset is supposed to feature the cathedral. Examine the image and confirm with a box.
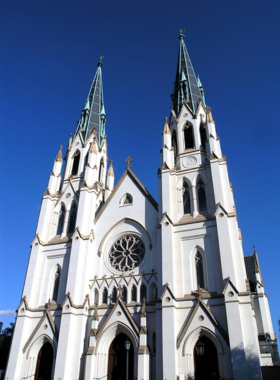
[6,31,279,380]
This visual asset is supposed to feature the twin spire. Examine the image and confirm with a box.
[76,55,106,145]
[75,31,205,144]
[171,29,206,115]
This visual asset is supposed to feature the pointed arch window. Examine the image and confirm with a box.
[57,204,65,235]
[112,287,117,303]
[52,265,61,302]
[131,285,137,302]
[102,288,108,304]
[200,124,207,149]
[197,178,207,213]
[140,284,146,301]
[150,283,158,301]
[120,193,133,205]
[195,251,205,289]
[71,150,80,176]
[122,286,127,303]
[172,130,178,159]
[184,123,194,150]
[98,157,104,183]
[182,180,191,214]
[94,288,99,305]
[68,203,77,234]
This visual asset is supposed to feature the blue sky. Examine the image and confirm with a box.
[0,0,279,335]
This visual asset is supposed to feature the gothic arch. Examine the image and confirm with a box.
[182,177,192,215]
[96,321,138,358]
[189,246,208,291]
[182,122,195,150]
[98,218,152,257]
[71,149,81,176]
[182,327,225,379]
[26,334,56,379]
[120,193,133,205]
[49,264,61,302]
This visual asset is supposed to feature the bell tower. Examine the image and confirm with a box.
[158,30,264,380]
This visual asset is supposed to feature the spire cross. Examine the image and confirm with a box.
[98,55,105,67]
[177,28,185,34]
[125,156,133,169]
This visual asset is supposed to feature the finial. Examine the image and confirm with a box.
[125,156,133,169]
[55,145,63,163]
[118,285,123,299]
[177,28,185,39]
[165,117,168,122]
[98,55,105,67]
[163,117,171,135]
[253,244,256,253]
[108,159,114,177]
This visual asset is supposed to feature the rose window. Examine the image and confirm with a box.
[109,235,145,272]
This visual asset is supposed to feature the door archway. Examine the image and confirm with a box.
[194,336,220,380]
[34,342,53,380]
[108,333,134,380]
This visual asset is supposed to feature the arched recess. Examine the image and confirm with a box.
[182,177,192,215]
[68,202,77,234]
[71,150,80,176]
[149,282,158,301]
[98,218,153,257]
[51,264,61,302]
[98,157,105,183]
[182,327,225,380]
[190,246,208,291]
[120,193,133,205]
[26,334,57,379]
[200,124,207,149]
[192,173,209,214]
[94,322,138,380]
[172,130,178,158]
[183,122,195,150]
[56,203,66,235]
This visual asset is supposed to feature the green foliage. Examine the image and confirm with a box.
[0,322,14,370]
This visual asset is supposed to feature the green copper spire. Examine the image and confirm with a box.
[171,30,202,115]
[76,56,106,145]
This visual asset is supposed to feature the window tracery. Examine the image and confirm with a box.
[195,251,205,289]
[109,235,145,272]
[52,266,61,302]
[183,180,191,214]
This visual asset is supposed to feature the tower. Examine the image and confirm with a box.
[5,32,278,380]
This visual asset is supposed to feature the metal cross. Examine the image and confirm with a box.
[125,156,133,169]
[99,55,105,62]
[178,28,185,34]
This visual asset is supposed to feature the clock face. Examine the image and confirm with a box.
[108,234,145,272]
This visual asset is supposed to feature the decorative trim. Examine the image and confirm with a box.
[176,298,229,349]
[98,217,152,257]
[95,169,158,223]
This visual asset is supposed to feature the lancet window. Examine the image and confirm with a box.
[172,130,178,158]
[197,178,207,213]
[120,193,133,205]
[182,180,191,214]
[57,204,65,235]
[94,288,99,305]
[98,157,104,183]
[102,288,108,304]
[52,265,61,302]
[150,283,158,301]
[68,203,77,234]
[122,286,127,303]
[140,284,146,301]
[71,150,80,176]
[131,285,137,302]
[112,287,117,303]
[184,123,194,150]
[200,124,207,149]
[195,251,205,289]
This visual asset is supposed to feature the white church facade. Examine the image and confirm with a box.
[5,31,279,380]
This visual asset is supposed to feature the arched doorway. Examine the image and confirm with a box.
[108,333,134,380]
[34,342,53,380]
[194,336,220,380]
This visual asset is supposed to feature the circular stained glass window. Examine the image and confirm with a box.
[109,235,145,272]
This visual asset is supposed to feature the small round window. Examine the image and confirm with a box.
[109,234,145,272]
